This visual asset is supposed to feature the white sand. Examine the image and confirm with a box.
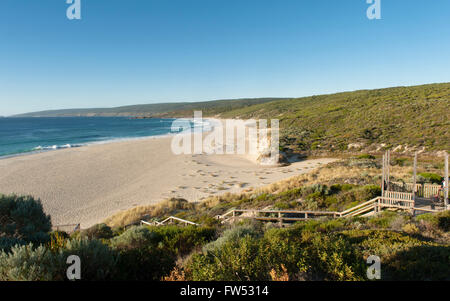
[0,136,336,228]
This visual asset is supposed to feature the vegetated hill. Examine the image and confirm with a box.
[14,83,449,152]
[217,83,450,152]
[13,98,288,118]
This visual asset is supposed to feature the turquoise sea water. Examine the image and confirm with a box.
[0,117,183,157]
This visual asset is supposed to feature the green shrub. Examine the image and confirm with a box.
[0,244,62,281]
[417,173,442,184]
[367,211,400,228]
[0,194,52,245]
[273,201,291,210]
[189,225,364,281]
[437,211,450,232]
[60,238,118,280]
[0,237,26,253]
[81,223,113,240]
[110,225,215,280]
[416,212,437,224]
[115,243,175,281]
[202,225,260,253]
[417,211,450,232]
[342,229,450,280]
[110,226,160,251]
[110,226,173,280]
[189,236,268,281]
[150,225,216,256]
[384,245,450,280]
[393,158,408,166]
[357,154,375,160]
[264,224,364,280]
[330,184,355,193]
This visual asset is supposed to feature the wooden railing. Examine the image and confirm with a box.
[218,208,340,224]
[379,191,414,209]
[417,184,442,198]
[391,182,442,198]
[218,199,382,224]
[340,198,379,218]
[217,193,448,225]
[53,223,80,233]
[378,191,414,209]
[141,216,199,227]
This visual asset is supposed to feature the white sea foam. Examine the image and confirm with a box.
[33,143,84,151]
[1,119,214,160]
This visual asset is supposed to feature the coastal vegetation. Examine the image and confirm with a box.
[1,158,449,281]
[0,196,448,280]
[14,83,450,153]
[13,98,286,118]
[2,83,449,281]
[218,83,450,152]
[104,156,444,227]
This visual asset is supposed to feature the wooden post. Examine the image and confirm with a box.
[413,152,417,207]
[387,150,390,191]
[381,154,385,198]
[278,212,282,226]
[445,152,449,209]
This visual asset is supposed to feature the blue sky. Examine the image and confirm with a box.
[0,0,449,116]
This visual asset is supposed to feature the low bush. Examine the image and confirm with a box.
[150,225,216,256]
[109,225,215,280]
[416,210,450,232]
[367,211,399,228]
[114,242,175,281]
[0,244,62,281]
[110,226,160,251]
[0,194,52,245]
[189,236,267,281]
[357,154,376,160]
[417,173,442,184]
[60,238,119,280]
[0,237,26,253]
[81,223,113,240]
[202,224,260,253]
[188,226,364,281]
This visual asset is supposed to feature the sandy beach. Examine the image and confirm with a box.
[0,136,336,228]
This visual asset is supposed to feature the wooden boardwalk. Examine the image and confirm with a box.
[217,194,446,225]
[140,216,200,227]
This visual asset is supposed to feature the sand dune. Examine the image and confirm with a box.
[0,136,336,228]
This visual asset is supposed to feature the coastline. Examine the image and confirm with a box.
[0,132,178,161]
[0,116,215,160]
[0,129,336,228]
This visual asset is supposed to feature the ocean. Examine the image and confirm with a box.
[0,117,185,158]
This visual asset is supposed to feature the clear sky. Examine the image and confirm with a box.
[1,0,449,116]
